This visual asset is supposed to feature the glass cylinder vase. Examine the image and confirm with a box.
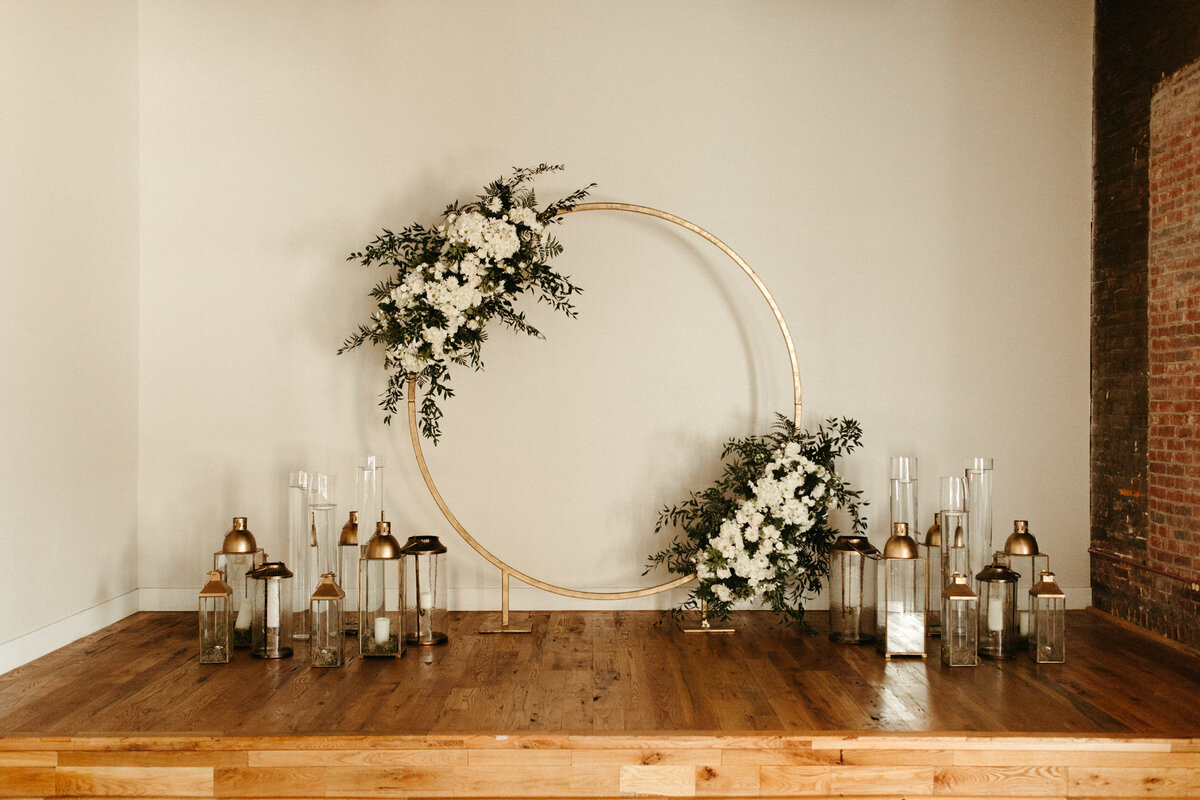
[964,457,994,580]
[922,513,942,637]
[939,476,969,635]
[288,471,313,639]
[339,511,361,635]
[878,522,927,658]
[828,534,878,644]
[401,535,449,646]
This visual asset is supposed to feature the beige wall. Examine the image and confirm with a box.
[136,0,1094,611]
[0,0,141,670]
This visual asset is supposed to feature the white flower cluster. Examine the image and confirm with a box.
[374,200,547,374]
[695,441,834,604]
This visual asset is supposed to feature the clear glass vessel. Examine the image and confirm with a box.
[976,552,1018,659]
[310,573,345,668]
[828,534,879,644]
[1030,571,1066,663]
[288,471,313,639]
[878,522,927,658]
[964,457,994,580]
[339,511,361,635]
[401,535,449,646]
[359,519,404,658]
[249,561,294,659]
[356,455,386,533]
[922,513,942,637]
[941,572,979,667]
[939,476,969,634]
[213,516,263,649]
[889,456,919,543]
[198,570,233,664]
[1003,520,1050,644]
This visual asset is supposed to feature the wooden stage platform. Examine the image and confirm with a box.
[0,610,1198,798]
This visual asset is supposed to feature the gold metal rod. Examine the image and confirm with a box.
[501,571,510,627]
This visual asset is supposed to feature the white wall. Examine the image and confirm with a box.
[0,0,141,672]
[134,0,1094,612]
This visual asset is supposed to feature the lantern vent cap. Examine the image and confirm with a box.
[976,554,1019,583]
[832,534,879,555]
[248,561,293,580]
[1004,520,1040,556]
[311,572,346,600]
[220,516,259,554]
[944,572,977,600]
[199,570,233,598]
[400,534,447,555]
[883,522,920,559]
[1031,571,1066,599]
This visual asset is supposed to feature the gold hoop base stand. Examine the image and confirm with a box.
[407,202,804,635]
[678,601,735,634]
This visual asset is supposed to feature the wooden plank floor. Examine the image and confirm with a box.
[0,609,1197,737]
[1,610,1198,799]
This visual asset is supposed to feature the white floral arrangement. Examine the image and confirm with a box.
[648,416,867,624]
[339,164,593,442]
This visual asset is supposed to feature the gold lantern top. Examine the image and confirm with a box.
[924,513,941,548]
[400,534,448,555]
[883,522,920,559]
[977,553,1019,583]
[220,516,258,554]
[339,511,359,547]
[248,561,293,581]
[364,520,402,559]
[832,533,880,556]
[1031,571,1066,599]
[1004,519,1040,556]
[199,570,232,598]
[944,572,976,601]
[311,572,345,601]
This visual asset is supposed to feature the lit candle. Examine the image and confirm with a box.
[374,616,390,644]
[987,597,1003,632]
[234,600,252,631]
[266,581,280,629]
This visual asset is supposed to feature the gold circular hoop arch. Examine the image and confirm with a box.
[406,202,802,629]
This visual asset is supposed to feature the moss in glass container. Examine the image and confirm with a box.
[231,626,252,649]
[200,644,229,664]
[311,647,342,668]
[358,634,400,656]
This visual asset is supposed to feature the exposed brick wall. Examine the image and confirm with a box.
[1148,61,1200,585]
[1093,0,1200,649]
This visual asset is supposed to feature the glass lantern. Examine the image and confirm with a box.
[198,570,233,664]
[356,455,386,534]
[359,519,404,657]
[1030,571,1066,663]
[249,561,294,659]
[976,553,1018,659]
[400,535,449,646]
[922,513,942,637]
[939,476,969,634]
[878,522,927,658]
[941,572,978,667]
[828,534,878,644]
[964,457,994,580]
[339,511,361,636]
[889,457,919,537]
[310,572,345,668]
[1003,520,1050,644]
[212,516,263,649]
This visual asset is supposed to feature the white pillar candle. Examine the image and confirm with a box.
[1018,609,1030,636]
[266,581,280,628]
[987,597,1004,633]
[374,616,390,644]
[420,592,434,612]
[234,600,252,631]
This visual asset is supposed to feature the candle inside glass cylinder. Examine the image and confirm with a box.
[374,616,390,644]
[987,597,1003,632]
[1018,609,1030,637]
[266,581,280,628]
[235,600,252,630]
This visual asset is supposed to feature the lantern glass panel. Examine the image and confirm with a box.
[881,557,926,657]
[404,548,447,646]
[922,515,942,637]
[288,471,314,639]
[251,563,294,659]
[941,575,978,667]
[359,557,403,656]
[829,536,877,644]
[964,458,994,579]
[1011,552,1049,641]
[1033,595,1065,663]
[198,595,231,664]
[976,559,1018,659]
[339,513,362,636]
[214,550,261,648]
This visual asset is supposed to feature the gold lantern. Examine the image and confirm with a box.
[213,516,263,649]
[339,511,361,635]
[941,572,978,667]
[1030,570,1066,663]
[359,519,404,657]
[1003,520,1049,644]
[922,513,942,637]
[310,573,346,668]
[828,534,878,644]
[878,522,927,658]
[198,570,233,664]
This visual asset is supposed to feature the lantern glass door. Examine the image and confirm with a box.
[1031,571,1066,663]
[359,557,402,656]
[922,514,942,637]
[882,558,926,657]
[310,573,345,668]
[198,570,232,665]
[941,573,978,667]
[976,555,1018,659]
[339,512,361,636]
[406,553,447,645]
[828,535,877,644]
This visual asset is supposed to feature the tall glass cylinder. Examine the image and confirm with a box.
[889,457,918,542]
[922,513,942,637]
[964,457,994,580]
[339,511,361,635]
[357,455,386,534]
[828,534,878,644]
[308,473,338,578]
[939,476,969,633]
[879,522,927,658]
[288,471,313,639]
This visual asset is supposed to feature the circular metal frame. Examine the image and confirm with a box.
[406,201,802,604]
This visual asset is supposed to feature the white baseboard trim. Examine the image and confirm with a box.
[0,589,140,676]
[137,587,199,612]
